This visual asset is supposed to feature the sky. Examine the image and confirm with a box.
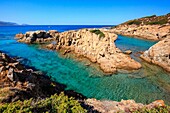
[0,0,170,25]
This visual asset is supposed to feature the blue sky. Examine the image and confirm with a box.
[0,0,170,25]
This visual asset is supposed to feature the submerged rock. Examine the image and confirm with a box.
[124,50,132,55]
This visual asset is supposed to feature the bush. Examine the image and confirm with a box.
[147,19,168,25]
[127,20,142,25]
[143,15,156,18]
[0,92,87,113]
[90,29,105,39]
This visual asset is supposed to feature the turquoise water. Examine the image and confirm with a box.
[115,35,157,61]
[0,26,170,105]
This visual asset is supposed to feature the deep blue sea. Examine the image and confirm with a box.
[0,25,170,105]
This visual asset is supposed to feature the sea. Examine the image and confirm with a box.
[0,25,170,105]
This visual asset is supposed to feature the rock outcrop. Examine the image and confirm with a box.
[86,98,165,113]
[111,13,170,40]
[0,51,65,103]
[16,30,59,43]
[141,37,170,72]
[16,29,141,74]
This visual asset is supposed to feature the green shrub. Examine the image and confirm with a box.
[147,19,168,25]
[90,29,105,39]
[127,20,142,25]
[0,92,86,113]
[132,106,170,113]
[111,26,116,29]
[143,15,156,18]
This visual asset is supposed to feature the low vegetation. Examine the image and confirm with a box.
[127,20,142,25]
[0,92,86,113]
[122,13,170,25]
[90,29,105,39]
[147,19,168,25]
[142,15,156,18]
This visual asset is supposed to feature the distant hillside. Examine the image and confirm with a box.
[0,21,18,26]
[121,13,170,25]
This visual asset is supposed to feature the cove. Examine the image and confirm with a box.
[0,26,170,105]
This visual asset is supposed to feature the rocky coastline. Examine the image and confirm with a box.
[111,24,170,41]
[0,51,168,112]
[111,13,170,41]
[15,29,141,74]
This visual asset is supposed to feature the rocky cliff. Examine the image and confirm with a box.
[111,13,170,40]
[16,29,141,74]
[141,37,170,72]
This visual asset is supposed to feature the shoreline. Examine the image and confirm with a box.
[111,24,170,41]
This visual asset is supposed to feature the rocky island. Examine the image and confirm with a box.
[15,29,141,74]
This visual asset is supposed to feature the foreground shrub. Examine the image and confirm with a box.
[127,20,142,25]
[0,92,86,113]
[126,20,142,25]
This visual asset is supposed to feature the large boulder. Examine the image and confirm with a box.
[17,30,54,43]
[141,37,170,72]
[124,50,132,55]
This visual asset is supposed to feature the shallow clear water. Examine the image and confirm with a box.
[0,25,170,105]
